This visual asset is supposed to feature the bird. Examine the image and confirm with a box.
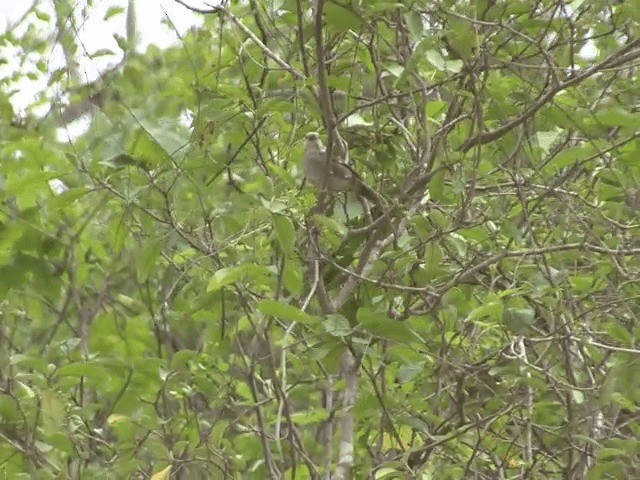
[302,132,380,203]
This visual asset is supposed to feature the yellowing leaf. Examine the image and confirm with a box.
[151,466,171,480]
[108,414,129,425]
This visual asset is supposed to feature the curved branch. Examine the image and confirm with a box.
[458,39,640,152]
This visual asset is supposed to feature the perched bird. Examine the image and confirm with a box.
[302,132,380,203]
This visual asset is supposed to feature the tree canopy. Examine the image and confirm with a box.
[1,1,639,478]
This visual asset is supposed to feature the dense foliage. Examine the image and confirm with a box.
[1,1,639,478]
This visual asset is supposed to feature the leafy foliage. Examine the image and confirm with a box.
[1,1,639,478]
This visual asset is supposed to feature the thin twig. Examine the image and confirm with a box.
[175,0,305,79]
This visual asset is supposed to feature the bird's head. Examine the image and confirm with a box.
[305,132,323,151]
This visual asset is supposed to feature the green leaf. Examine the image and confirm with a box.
[235,381,253,401]
[0,264,28,298]
[426,100,448,119]
[602,322,633,346]
[290,408,329,426]
[444,233,467,258]
[428,168,446,201]
[323,314,352,337]
[375,467,402,479]
[113,33,129,51]
[594,107,640,127]
[272,214,296,257]
[41,390,66,434]
[311,214,348,247]
[136,238,164,283]
[104,6,125,20]
[405,11,424,39]
[171,350,198,370]
[34,9,51,21]
[257,300,318,324]
[424,242,442,276]
[551,143,599,169]
[425,49,446,70]
[261,197,288,213]
[598,448,627,460]
[569,275,595,293]
[396,361,425,384]
[571,389,585,404]
[365,2,406,13]
[357,308,413,342]
[466,300,503,324]
[535,128,563,155]
[324,3,362,31]
[110,214,128,254]
[48,187,90,210]
[282,258,303,296]
[56,363,110,380]
[504,307,535,333]
[344,113,373,127]
[126,127,171,168]
[207,265,274,292]
[425,49,463,73]
[385,64,405,78]
[10,354,49,373]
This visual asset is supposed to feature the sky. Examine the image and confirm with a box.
[1,0,204,49]
[0,0,205,110]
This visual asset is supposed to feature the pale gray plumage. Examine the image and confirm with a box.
[303,132,379,202]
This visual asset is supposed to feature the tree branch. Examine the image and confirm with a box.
[458,39,640,152]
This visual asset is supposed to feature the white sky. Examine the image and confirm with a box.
[0,0,205,110]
